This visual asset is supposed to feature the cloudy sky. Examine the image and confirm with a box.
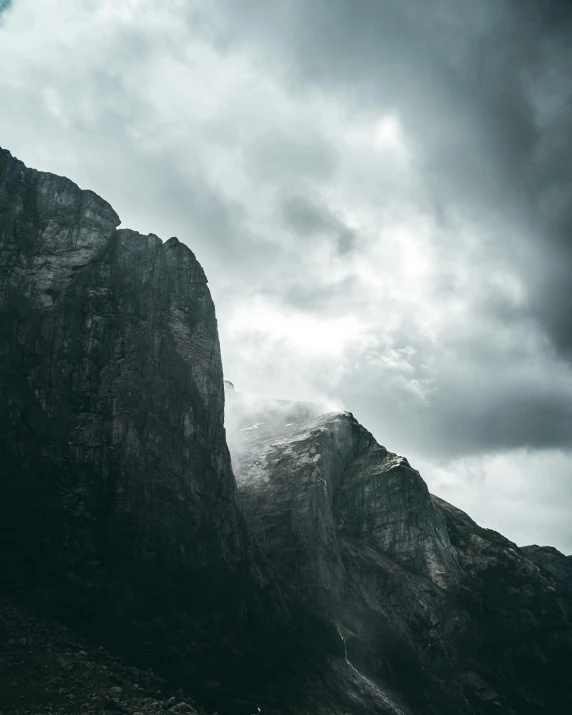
[2,0,572,551]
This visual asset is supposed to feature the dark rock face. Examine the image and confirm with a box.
[0,147,241,594]
[0,597,203,715]
[230,409,460,598]
[521,544,572,592]
[0,148,333,714]
[228,397,572,714]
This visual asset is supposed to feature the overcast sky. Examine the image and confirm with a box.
[2,0,572,552]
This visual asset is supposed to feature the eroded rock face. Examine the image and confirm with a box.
[0,147,242,594]
[228,395,572,715]
[521,544,572,591]
[0,149,333,714]
[231,410,460,599]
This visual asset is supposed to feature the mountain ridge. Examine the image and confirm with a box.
[227,390,572,714]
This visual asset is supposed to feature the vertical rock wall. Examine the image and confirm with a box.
[0,148,311,713]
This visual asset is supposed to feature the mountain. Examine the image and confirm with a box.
[1,146,572,715]
[521,545,572,592]
[227,389,572,714]
[0,147,339,715]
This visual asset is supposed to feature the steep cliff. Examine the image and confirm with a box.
[228,393,572,714]
[0,148,338,714]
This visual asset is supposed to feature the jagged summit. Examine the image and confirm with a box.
[227,391,572,714]
[229,406,460,590]
[224,382,330,442]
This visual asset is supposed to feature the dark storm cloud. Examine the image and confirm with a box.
[198,0,572,453]
[207,0,572,342]
[277,276,361,312]
[280,193,356,254]
[281,194,334,236]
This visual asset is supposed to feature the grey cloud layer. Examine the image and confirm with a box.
[209,0,572,326]
[198,0,572,450]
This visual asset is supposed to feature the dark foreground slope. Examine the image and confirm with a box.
[0,597,205,715]
[0,148,343,715]
[228,392,572,715]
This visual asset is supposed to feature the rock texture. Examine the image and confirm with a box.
[0,147,239,592]
[521,544,572,592]
[0,597,204,715]
[0,148,337,715]
[228,393,572,715]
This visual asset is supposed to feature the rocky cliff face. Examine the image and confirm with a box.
[521,544,572,592]
[0,148,338,715]
[0,151,243,590]
[228,393,572,714]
